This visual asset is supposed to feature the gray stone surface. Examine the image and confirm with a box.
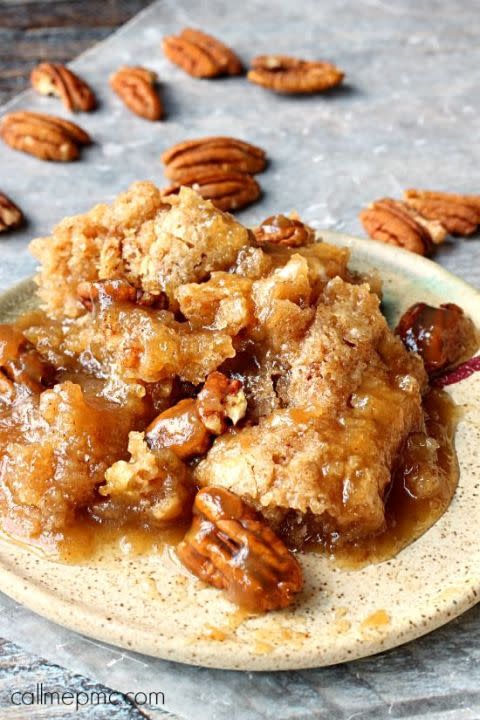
[0,1,479,718]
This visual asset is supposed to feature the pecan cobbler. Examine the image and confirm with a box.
[0,183,477,612]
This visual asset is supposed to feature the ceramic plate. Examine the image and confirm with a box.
[0,232,478,671]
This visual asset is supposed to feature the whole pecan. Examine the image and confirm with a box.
[162,171,261,212]
[0,324,54,400]
[163,27,242,78]
[404,189,480,237]
[110,66,163,121]
[254,213,315,247]
[247,55,344,94]
[359,198,447,255]
[177,487,303,612]
[31,62,96,113]
[396,302,477,376]
[0,111,91,162]
[161,136,266,183]
[0,192,24,233]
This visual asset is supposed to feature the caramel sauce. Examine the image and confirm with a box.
[0,308,461,574]
[321,388,460,568]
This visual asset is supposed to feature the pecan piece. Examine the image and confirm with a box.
[146,372,246,458]
[163,27,242,78]
[161,136,266,183]
[0,192,24,233]
[248,55,344,94]
[254,213,315,247]
[404,189,480,237]
[196,371,247,434]
[110,66,163,121]
[0,111,91,161]
[0,324,54,401]
[77,279,167,311]
[162,171,261,212]
[31,62,96,113]
[359,198,447,255]
[177,487,303,612]
[396,302,477,376]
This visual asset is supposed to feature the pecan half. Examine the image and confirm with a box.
[359,198,447,255]
[161,136,266,183]
[31,62,96,113]
[254,213,315,247]
[247,55,344,94]
[0,192,24,233]
[162,171,261,212]
[396,302,477,376]
[177,487,303,612]
[163,27,242,78]
[0,111,91,161]
[146,372,246,458]
[404,189,480,237]
[110,66,163,121]
[0,324,54,401]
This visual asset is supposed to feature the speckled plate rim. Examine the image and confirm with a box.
[0,232,478,672]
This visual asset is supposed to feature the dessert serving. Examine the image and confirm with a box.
[0,182,477,617]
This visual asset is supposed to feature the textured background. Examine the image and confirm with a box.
[0,0,479,718]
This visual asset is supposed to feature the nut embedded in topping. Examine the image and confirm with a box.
[196,370,247,434]
[177,486,303,612]
[77,279,167,311]
[0,324,54,399]
[253,213,315,247]
[145,372,247,458]
[145,398,212,460]
[31,62,96,113]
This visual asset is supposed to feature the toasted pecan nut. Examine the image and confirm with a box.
[254,213,315,247]
[146,398,212,460]
[0,324,54,398]
[162,171,261,212]
[359,198,447,256]
[404,189,480,237]
[177,487,303,612]
[77,279,167,311]
[110,66,163,121]
[0,192,24,233]
[31,62,96,113]
[163,27,242,78]
[161,136,266,183]
[247,55,344,94]
[396,302,477,376]
[145,372,246,457]
[196,371,247,434]
[0,111,91,162]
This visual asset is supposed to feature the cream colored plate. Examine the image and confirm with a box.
[0,233,479,671]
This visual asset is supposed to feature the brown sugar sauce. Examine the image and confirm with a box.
[0,310,460,570]
[312,388,460,568]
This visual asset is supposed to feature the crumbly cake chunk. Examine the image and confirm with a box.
[30,183,251,317]
[195,278,426,536]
